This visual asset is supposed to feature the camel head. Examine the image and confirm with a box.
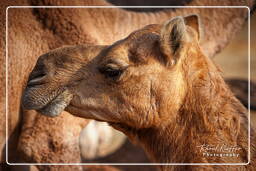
[23,15,204,127]
[22,45,105,116]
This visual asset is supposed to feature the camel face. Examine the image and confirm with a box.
[65,15,202,127]
[23,15,201,127]
[22,45,105,116]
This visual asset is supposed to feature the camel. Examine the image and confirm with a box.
[1,0,255,170]
[22,15,256,171]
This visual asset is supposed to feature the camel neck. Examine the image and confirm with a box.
[134,73,249,167]
[134,108,249,171]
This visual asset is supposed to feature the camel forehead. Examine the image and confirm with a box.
[100,25,162,64]
[126,24,161,47]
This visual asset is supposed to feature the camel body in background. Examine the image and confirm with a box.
[0,0,254,170]
[23,15,256,170]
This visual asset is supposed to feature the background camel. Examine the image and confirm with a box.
[1,0,255,170]
[22,15,256,170]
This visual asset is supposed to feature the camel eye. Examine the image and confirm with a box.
[99,66,123,79]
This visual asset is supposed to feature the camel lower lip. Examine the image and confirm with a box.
[37,89,73,117]
[22,86,63,110]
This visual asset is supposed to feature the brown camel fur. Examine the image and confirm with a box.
[1,0,254,169]
[22,15,256,171]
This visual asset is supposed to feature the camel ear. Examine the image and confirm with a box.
[184,14,201,41]
[160,16,188,67]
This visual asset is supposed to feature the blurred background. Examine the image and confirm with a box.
[214,14,256,122]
